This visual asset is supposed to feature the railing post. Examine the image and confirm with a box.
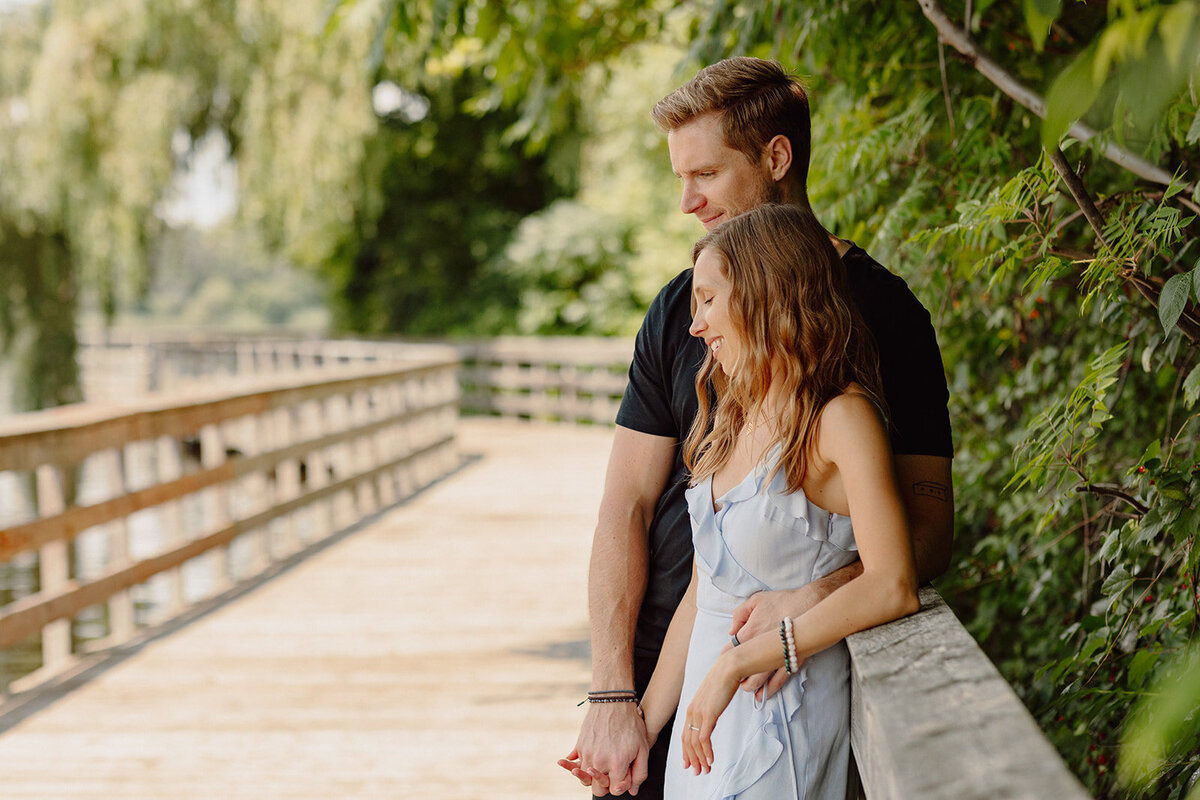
[35,463,71,673]
[104,447,136,643]
[274,406,303,552]
[155,434,188,616]
[302,398,332,540]
[350,389,378,517]
[199,423,232,596]
[238,413,271,575]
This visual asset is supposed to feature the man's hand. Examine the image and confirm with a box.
[728,580,842,699]
[558,701,651,796]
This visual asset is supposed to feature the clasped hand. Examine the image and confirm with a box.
[558,701,651,796]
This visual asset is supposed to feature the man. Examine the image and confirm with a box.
[559,56,954,798]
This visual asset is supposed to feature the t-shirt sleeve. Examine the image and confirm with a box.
[616,284,679,438]
[876,296,953,458]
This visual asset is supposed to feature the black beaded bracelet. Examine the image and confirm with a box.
[577,695,639,707]
[780,620,793,675]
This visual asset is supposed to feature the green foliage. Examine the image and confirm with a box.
[489,41,700,335]
[296,68,571,336]
[0,1,243,408]
[664,1,1200,797]
[1008,341,1129,495]
[1121,644,1200,798]
[1026,0,1065,51]
[335,0,668,151]
[1042,1,1200,147]
[1,0,589,403]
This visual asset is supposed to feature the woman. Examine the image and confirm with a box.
[637,203,921,799]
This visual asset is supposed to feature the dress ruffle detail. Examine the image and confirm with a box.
[761,467,857,552]
[712,664,810,800]
[685,469,773,599]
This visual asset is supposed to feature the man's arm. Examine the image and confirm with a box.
[563,425,675,796]
[588,426,676,689]
[894,453,954,584]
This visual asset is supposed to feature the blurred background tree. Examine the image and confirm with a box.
[0,0,586,408]
[2,0,1199,795]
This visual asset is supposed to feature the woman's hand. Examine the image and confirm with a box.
[680,654,740,775]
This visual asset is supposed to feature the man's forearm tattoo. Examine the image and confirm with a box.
[912,480,949,502]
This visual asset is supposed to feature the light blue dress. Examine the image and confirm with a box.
[664,450,859,800]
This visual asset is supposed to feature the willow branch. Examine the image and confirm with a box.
[916,0,1192,192]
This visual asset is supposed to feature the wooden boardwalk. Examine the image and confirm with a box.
[0,418,610,799]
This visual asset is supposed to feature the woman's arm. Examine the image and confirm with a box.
[679,393,920,773]
[640,560,700,745]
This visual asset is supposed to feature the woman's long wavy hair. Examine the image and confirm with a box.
[683,204,885,494]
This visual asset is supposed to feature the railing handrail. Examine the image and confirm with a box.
[0,359,454,468]
[72,331,636,426]
[848,585,1090,799]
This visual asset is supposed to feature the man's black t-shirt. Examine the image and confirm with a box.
[615,243,953,663]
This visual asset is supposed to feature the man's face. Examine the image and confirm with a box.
[668,113,776,231]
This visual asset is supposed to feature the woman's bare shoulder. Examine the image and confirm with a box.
[817,387,889,457]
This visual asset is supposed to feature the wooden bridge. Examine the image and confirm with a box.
[0,335,1090,799]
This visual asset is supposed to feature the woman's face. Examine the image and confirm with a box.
[689,247,741,376]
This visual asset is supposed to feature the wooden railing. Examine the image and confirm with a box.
[847,586,1090,799]
[456,337,632,424]
[77,332,635,425]
[0,352,459,688]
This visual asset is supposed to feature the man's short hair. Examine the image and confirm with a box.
[651,57,811,196]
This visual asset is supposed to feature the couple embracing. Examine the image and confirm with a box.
[559,57,954,800]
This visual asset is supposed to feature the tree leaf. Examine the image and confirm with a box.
[1188,108,1200,145]
[1024,0,1063,51]
[1043,47,1099,146]
[1120,645,1200,788]
[1159,1,1197,70]
[1128,648,1160,689]
[1102,564,1135,596]
[1159,271,1194,332]
[1184,363,1200,408]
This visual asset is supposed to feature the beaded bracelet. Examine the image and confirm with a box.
[779,620,792,675]
[577,690,639,707]
[783,616,799,674]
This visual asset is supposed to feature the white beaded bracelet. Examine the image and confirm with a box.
[783,616,799,673]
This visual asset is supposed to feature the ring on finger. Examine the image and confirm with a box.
[688,724,701,731]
